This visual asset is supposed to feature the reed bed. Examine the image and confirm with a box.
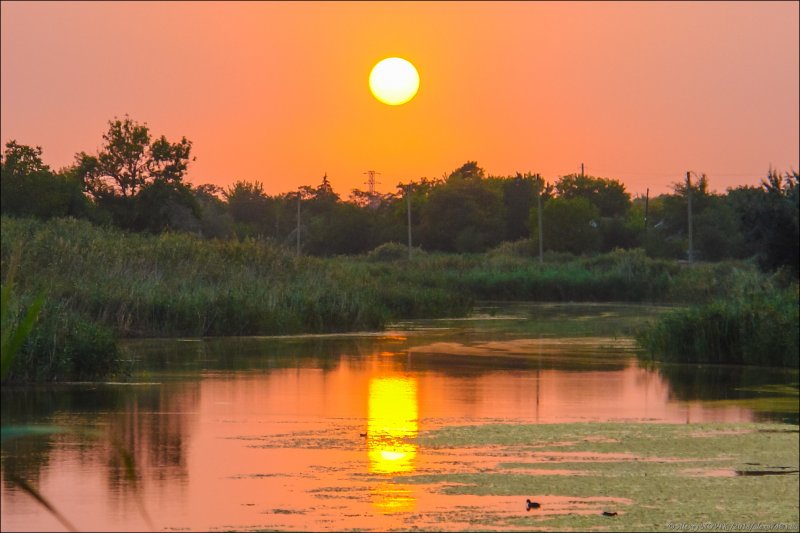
[3,216,796,380]
[636,282,799,367]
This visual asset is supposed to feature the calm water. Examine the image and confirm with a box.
[1,303,797,531]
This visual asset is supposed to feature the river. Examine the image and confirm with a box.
[1,303,797,531]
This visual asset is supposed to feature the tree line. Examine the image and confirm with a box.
[1,116,797,274]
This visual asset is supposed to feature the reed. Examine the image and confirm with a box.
[636,282,799,367]
[3,215,794,378]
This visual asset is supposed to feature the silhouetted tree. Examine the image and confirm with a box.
[224,180,272,238]
[76,116,193,199]
[192,184,235,239]
[0,141,90,219]
[499,173,536,241]
[418,163,505,252]
[532,197,601,255]
[132,179,199,234]
[74,116,194,230]
[554,174,631,218]
[447,161,485,182]
[729,169,799,274]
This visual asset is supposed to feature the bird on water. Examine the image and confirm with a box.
[526,499,541,511]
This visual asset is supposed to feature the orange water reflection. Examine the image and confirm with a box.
[1,317,797,532]
[367,376,419,512]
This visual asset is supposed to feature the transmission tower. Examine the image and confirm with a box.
[363,170,381,195]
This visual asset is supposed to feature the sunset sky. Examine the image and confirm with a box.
[2,1,798,197]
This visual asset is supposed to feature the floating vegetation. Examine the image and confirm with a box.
[398,422,800,531]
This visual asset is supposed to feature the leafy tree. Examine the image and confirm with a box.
[692,196,746,261]
[132,180,199,234]
[192,184,235,239]
[419,163,504,252]
[296,174,374,255]
[635,195,686,259]
[653,174,713,259]
[305,201,372,255]
[224,180,272,238]
[554,174,631,218]
[447,161,485,182]
[0,141,49,177]
[533,197,601,255]
[347,189,406,248]
[0,141,89,219]
[730,169,799,274]
[74,116,195,230]
[598,216,640,252]
[76,116,193,199]
[499,173,538,241]
[301,173,340,209]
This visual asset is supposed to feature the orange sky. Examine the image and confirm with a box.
[1,1,798,197]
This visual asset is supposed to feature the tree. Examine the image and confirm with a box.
[554,174,631,218]
[0,141,89,219]
[418,167,505,253]
[132,179,199,234]
[76,116,193,200]
[499,173,537,241]
[305,201,372,255]
[224,180,272,238]
[192,184,235,239]
[533,197,601,255]
[730,169,799,274]
[74,116,195,230]
[446,161,485,182]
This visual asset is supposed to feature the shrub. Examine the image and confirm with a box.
[366,242,411,261]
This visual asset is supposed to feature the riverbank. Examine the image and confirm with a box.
[2,215,798,381]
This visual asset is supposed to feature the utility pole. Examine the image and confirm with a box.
[405,185,413,259]
[644,188,649,231]
[580,163,584,179]
[686,171,693,264]
[296,190,301,257]
[537,176,544,263]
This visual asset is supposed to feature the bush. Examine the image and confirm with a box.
[488,239,535,258]
[366,242,411,261]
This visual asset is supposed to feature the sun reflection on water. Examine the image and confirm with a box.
[367,376,419,513]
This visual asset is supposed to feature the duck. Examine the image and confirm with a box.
[526,499,541,511]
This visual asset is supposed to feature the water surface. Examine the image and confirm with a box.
[1,303,797,531]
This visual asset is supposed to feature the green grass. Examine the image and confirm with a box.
[2,215,796,380]
[636,283,799,367]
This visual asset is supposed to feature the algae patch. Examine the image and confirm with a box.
[399,422,799,531]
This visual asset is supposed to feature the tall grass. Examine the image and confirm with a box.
[1,249,44,377]
[3,215,794,378]
[355,246,764,305]
[1,217,393,339]
[636,281,799,367]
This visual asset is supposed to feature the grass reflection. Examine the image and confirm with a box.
[367,376,418,513]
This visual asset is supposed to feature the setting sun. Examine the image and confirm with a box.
[368,57,419,106]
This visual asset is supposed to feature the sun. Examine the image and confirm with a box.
[369,57,419,106]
